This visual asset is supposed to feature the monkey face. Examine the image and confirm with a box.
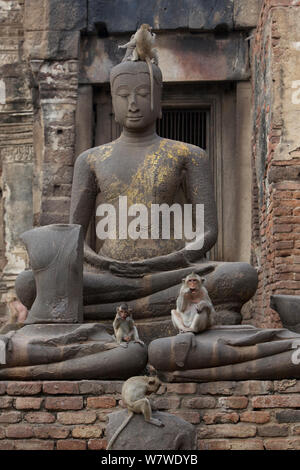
[119,308,129,319]
[147,376,161,394]
[183,273,204,293]
[187,278,199,293]
[112,69,161,130]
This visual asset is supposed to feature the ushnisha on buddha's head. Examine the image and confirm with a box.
[110,61,162,132]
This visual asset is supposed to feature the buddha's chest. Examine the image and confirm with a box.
[95,151,184,204]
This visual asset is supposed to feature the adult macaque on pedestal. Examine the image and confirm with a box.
[171,272,216,334]
[107,375,163,450]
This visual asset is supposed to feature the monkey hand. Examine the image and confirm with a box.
[134,340,145,346]
[149,417,165,427]
[182,287,191,295]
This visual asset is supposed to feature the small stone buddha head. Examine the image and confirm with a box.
[110,61,162,132]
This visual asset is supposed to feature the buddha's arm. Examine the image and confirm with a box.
[69,152,109,268]
[183,147,218,263]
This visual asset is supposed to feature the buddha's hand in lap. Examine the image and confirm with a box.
[85,244,214,278]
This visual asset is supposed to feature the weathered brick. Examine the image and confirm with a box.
[202,411,239,425]
[33,425,70,439]
[276,410,300,423]
[88,439,107,450]
[252,395,300,408]
[45,396,83,410]
[43,381,79,395]
[273,224,292,233]
[0,383,6,395]
[56,439,87,450]
[103,381,123,394]
[25,412,55,424]
[6,424,34,439]
[0,426,5,438]
[78,381,104,395]
[57,410,97,425]
[0,411,22,423]
[14,439,54,450]
[87,397,116,409]
[171,410,200,424]
[257,424,289,437]
[288,438,300,450]
[98,410,113,422]
[152,396,180,410]
[0,397,13,408]
[263,438,290,450]
[182,397,216,409]
[0,441,14,450]
[229,439,264,450]
[166,383,197,394]
[197,424,257,439]
[6,382,42,396]
[15,397,42,410]
[291,424,300,435]
[240,411,270,424]
[72,425,103,439]
[219,396,248,409]
[198,382,235,395]
[198,439,231,450]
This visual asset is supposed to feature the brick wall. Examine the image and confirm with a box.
[1,379,300,450]
[250,0,300,327]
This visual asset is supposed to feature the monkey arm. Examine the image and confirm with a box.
[176,290,190,313]
[113,316,121,331]
[119,38,136,49]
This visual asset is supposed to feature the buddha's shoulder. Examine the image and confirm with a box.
[76,141,118,167]
[157,137,207,159]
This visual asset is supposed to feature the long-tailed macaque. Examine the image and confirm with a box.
[119,23,158,110]
[113,303,144,348]
[106,375,163,450]
[171,272,216,334]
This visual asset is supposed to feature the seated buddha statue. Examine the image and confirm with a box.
[16,56,258,328]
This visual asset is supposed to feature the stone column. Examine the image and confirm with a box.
[0,0,34,325]
[23,0,87,226]
[251,0,300,327]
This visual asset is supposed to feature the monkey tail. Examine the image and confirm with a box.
[145,56,154,111]
[106,410,134,450]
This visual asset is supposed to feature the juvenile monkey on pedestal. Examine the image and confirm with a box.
[171,272,216,334]
[113,303,144,348]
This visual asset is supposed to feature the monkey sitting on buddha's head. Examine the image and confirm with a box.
[171,272,216,334]
[113,303,144,348]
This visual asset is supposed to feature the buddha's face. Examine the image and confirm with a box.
[111,72,161,131]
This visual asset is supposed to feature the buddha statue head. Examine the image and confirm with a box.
[110,61,163,133]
